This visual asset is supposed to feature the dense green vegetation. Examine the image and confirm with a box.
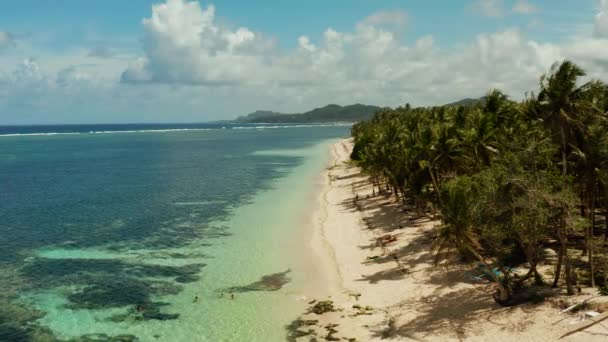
[351,61,608,305]
[235,104,382,123]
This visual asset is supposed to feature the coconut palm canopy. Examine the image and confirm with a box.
[351,60,608,305]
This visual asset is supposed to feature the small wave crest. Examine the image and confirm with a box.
[0,123,351,137]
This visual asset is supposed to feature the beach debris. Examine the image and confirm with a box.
[351,304,374,316]
[348,292,361,301]
[325,334,340,341]
[309,300,337,314]
[568,311,601,324]
[225,269,291,293]
[560,310,608,338]
[464,263,506,283]
[559,295,601,315]
[376,234,397,246]
[381,317,398,339]
[324,323,340,340]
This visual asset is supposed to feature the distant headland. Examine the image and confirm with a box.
[233,98,486,123]
[234,104,383,123]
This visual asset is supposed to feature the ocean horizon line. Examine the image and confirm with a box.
[0,122,353,137]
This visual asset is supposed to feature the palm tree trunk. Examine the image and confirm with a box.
[464,243,511,304]
[558,126,575,294]
[552,245,563,288]
[558,215,575,295]
[589,184,596,287]
[560,125,567,176]
[520,242,544,285]
[533,266,544,285]
[605,194,608,241]
[428,166,443,208]
[583,194,588,257]
[565,251,575,295]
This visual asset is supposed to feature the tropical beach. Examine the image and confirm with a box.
[293,138,608,341]
[4,1,608,341]
[0,126,351,341]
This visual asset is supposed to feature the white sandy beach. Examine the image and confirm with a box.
[295,138,608,341]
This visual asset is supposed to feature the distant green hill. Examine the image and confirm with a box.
[445,97,486,107]
[235,104,382,123]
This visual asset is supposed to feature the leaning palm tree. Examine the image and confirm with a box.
[433,177,512,304]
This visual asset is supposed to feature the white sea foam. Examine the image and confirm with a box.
[0,132,82,137]
[0,123,351,137]
[231,123,352,130]
[89,128,214,134]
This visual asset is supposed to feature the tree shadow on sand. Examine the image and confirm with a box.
[372,287,547,340]
[225,270,291,293]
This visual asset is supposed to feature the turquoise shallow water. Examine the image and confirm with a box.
[0,124,348,341]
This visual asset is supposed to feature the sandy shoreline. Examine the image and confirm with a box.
[293,138,608,341]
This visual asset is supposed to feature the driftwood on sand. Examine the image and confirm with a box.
[560,311,608,339]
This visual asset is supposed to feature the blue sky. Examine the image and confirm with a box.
[0,0,607,124]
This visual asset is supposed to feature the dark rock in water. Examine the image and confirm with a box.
[175,274,200,283]
[0,324,31,342]
[0,303,56,342]
[63,275,183,311]
[20,258,204,291]
[226,269,291,293]
[108,302,179,322]
[68,333,139,342]
[67,280,149,309]
[142,310,179,321]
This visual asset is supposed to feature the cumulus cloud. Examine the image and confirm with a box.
[472,0,505,18]
[596,0,608,38]
[13,58,42,81]
[4,0,608,124]
[121,0,274,85]
[513,0,539,14]
[0,31,16,51]
[120,0,594,107]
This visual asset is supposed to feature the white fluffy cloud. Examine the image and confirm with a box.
[121,1,274,85]
[513,0,539,14]
[596,0,608,38]
[118,0,608,110]
[3,0,608,124]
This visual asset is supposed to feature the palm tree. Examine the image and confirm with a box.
[538,60,586,292]
[433,177,512,304]
[538,60,586,177]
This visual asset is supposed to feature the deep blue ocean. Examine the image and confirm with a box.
[0,123,350,341]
